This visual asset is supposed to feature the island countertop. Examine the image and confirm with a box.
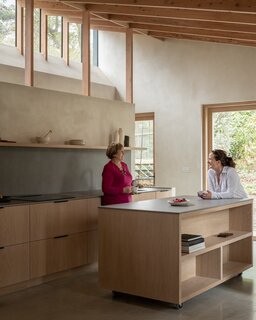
[99,195,252,214]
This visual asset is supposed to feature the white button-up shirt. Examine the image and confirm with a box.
[207,166,247,199]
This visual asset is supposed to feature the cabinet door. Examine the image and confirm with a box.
[132,192,156,202]
[30,199,89,241]
[0,243,29,288]
[0,206,29,246]
[30,232,88,278]
[87,197,100,230]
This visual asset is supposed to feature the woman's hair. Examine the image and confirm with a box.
[106,143,124,159]
[212,149,236,168]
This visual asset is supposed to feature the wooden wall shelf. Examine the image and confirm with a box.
[0,142,146,151]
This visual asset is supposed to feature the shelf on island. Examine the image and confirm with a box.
[0,142,146,151]
[181,276,219,301]
[181,230,252,258]
[223,261,252,279]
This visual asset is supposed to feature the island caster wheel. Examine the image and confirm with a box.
[170,303,183,309]
[237,272,243,277]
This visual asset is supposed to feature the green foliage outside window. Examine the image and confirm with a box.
[213,110,256,194]
[0,0,15,46]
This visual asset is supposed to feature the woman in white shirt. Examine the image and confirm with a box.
[199,149,247,199]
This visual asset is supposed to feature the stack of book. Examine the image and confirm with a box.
[181,233,205,253]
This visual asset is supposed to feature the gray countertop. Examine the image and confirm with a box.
[0,187,173,207]
[99,195,251,214]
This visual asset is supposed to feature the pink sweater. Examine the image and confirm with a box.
[102,161,133,205]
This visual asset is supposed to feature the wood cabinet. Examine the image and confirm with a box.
[29,197,100,278]
[0,206,30,288]
[30,233,88,278]
[98,197,253,306]
[0,196,100,293]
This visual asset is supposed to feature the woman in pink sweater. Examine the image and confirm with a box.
[102,143,133,205]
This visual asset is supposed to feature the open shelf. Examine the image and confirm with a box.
[223,261,251,279]
[181,230,252,259]
[181,276,218,301]
[0,142,146,151]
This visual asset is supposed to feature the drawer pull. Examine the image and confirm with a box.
[0,246,5,249]
[54,234,68,239]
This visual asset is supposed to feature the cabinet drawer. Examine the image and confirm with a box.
[30,232,88,278]
[30,199,89,240]
[0,206,29,246]
[0,243,29,288]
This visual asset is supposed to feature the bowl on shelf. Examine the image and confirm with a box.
[69,139,85,146]
[36,136,51,144]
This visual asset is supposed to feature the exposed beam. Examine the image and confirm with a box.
[63,16,69,65]
[149,31,256,47]
[84,4,256,24]
[34,0,79,11]
[24,0,34,86]
[108,14,256,34]
[41,10,48,60]
[126,28,133,103]
[82,10,90,96]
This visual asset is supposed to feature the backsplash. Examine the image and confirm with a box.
[0,147,131,195]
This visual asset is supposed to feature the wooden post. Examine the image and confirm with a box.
[126,28,133,103]
[41,10,48,60]
[16,0,24,55]
[24,0,34,86]
[63,17,69,66]
[82,10,90,96]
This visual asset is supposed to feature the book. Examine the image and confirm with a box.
[182,242,205,253]
[182,237,205,246]
[181,233,203,242]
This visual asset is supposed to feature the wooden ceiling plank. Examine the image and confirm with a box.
[131,23,256,41]
[108,14,256,33]
[58,0,256,13]
[149,31,256,46]
[84,4,256,24]
[34,0,79,11]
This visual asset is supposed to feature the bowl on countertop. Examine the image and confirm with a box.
[69,139,85,145]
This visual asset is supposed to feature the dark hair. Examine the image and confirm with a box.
[106,143,124,159]
[212,149,236,168]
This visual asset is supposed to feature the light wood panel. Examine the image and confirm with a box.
[82,10,90,96]
[0,206,29,246]
[30,232,88,278]
[30,199,89,241]
[24,0,34,86]
[99,209,180,303]
[0,243,29,287]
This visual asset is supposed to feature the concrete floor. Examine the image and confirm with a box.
[0,245,255,320]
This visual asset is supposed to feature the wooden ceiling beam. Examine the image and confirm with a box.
[131,23,256,42]
[33,0,79,11]
[58,0,256,13]
[83,4,256,24]
[149,31,256,47]
[108,14,256,33]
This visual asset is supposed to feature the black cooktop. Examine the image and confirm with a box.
[12,194,75,202]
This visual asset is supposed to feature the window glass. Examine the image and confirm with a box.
[135,119,154,186]
[48,15,62,58]
[0,0,16,46]
[69,22,81,62]
[34,8,40,52]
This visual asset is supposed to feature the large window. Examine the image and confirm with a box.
[0,0,16,46]
[203,102,256,237]
[135,113,155,186]
[69,22,81,62]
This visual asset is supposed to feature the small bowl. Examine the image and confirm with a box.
[69,139,85,145]
[36,136,51,144]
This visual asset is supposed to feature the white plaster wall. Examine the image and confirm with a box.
[99,32,256,194]
[0,82,134,146]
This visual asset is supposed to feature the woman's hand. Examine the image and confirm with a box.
[201,190,212,199]
[123,186,132,194]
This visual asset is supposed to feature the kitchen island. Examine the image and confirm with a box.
[98,196,253,307]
